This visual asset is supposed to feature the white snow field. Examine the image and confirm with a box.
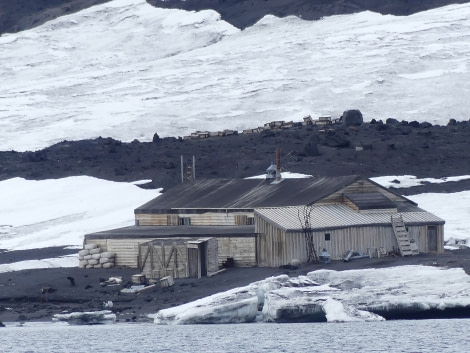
[1,0,470,151]
[0,176,160,251]
[151,266,470,324]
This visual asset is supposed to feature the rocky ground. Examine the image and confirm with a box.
[149,0,470,29]
[2,247,470,324]
[2,117,470,195]
[2,0,469,35]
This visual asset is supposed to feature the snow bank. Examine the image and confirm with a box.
[0,176,159,250]
[0,254,77,274]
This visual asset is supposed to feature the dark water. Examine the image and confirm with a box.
[1,319,469,353]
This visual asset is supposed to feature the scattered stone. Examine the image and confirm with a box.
[421,122,433,128]
[386,118,400,125]
[320,130,350,148]
[67,276,76,286]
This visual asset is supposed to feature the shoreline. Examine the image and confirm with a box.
[2,247,470,324]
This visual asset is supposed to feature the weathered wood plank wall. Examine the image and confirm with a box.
[135,211,254,226]
[217,237,256,267]
[256,216,444,267]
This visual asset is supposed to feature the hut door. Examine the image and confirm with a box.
[200,242,207,277]
[188,247,199,278]
[427,226,437,251]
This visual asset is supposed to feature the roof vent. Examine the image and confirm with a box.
[266,163,276,179]
[266,148,282,182]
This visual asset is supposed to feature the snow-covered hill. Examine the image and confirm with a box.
[1,0,470,151]
[1,0,470,276]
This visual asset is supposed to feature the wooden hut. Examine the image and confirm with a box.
[84,175,445,271]
[254,180,445,267]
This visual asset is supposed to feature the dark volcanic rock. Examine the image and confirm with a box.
[342,110,364,127]
[2,0,469,34]
[147,0,470,30]
[0,0,111,35]
[320,130,350,148]
[303,135,320,156]
[2,120,470,194]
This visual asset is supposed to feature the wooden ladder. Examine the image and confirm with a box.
[391,214,419,256]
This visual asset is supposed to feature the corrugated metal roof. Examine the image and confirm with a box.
[85,225,256,239]
[255,204,445,232]
[135,176,362,213]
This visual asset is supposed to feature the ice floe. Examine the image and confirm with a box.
[152,266,470,324]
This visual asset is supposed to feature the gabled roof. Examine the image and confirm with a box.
[135,175,362,214]
[345,192,396,210]
[255,204,445,232]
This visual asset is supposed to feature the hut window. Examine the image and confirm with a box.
[246,217,255,225]
[178,217,191,226]
[325,233,331,241]
[235,215,248,225]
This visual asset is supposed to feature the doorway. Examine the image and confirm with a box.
[427,226,437,251]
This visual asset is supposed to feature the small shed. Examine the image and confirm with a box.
[187,238,218,278]
[138,237,218,279]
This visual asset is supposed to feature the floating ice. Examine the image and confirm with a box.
[152,266,470,324]
[52,310,116,325]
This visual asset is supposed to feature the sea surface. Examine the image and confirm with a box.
[1,319,469,353]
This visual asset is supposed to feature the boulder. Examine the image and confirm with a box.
[386,118,400,125]
[409,120,420,128]
[342,110,363,127]
[448,119,457,126]
[421,122,433,128]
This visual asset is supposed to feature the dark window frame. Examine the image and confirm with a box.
[178,217,191,226]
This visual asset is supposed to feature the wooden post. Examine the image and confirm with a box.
[180,155,184,183]
[192,155,196,180]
